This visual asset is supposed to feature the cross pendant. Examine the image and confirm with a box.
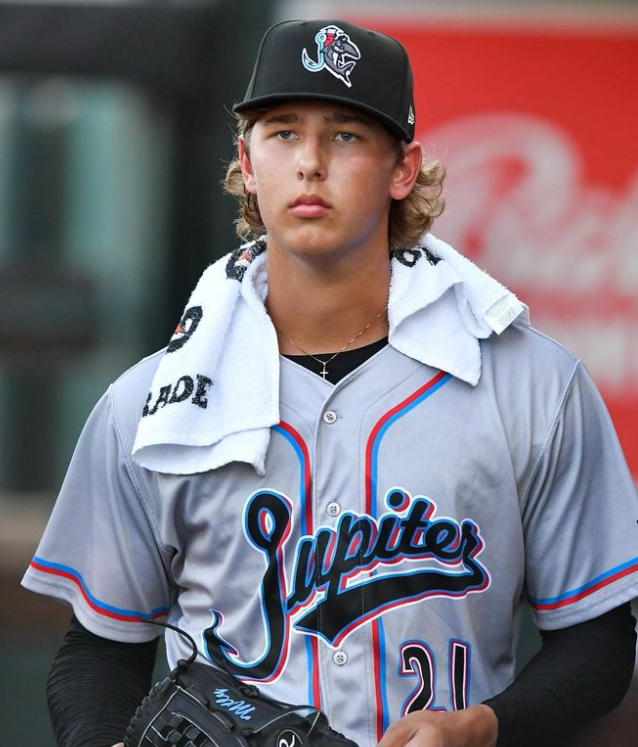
[320,364,329,379]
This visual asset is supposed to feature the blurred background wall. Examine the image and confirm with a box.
[0,0,636,744]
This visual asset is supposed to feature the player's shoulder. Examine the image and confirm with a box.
[495,317,577,361]
[481,316,581,392]
[107,348,167,448]
[111,347,166,394]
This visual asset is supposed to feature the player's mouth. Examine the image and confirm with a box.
[290,194,331,218]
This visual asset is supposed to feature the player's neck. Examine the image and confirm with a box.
[266,246,391,355]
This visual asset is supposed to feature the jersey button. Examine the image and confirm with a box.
[333,651,348,666]
[327,502,341,517]
[322,410,338,424]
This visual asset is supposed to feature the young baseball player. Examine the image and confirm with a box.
[23,19,637,747]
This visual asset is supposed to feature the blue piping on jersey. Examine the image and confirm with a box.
[369,373,452,515]
[30,556,169,620]
[368,372,452,734]
[273,424,309,536]
[272,423,318,706]
[378,617,389,719]
[528,554,638,608]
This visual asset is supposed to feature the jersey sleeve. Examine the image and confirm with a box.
[522,361,638,630]
[21,388,174,642]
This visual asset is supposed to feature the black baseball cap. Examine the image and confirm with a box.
[234,19,416,142]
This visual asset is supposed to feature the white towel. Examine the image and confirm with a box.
[132,234,525,475]
[389,233,527,386]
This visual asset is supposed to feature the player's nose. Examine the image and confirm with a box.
[296,136,326,181]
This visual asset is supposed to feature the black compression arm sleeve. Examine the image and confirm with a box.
[484,602,636,747]
[47,615,158,747]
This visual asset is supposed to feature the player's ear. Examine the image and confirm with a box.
[239,137,257,195]
[389,141,422,201]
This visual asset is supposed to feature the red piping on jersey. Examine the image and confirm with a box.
[277,420,313,542]
[276,420,321,708]
[529,558,638,610]
[29,558,169,622]
[364,370,451,742]
[371,617,384,734]
[365,371,449,509]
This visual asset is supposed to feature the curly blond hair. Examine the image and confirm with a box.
[224,115,446,250]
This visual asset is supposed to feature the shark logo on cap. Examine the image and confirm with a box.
[302,25,361,88]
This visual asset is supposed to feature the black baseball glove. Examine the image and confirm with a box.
[124,622,359,747]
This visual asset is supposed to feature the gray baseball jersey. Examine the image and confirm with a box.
[23,320,638,747]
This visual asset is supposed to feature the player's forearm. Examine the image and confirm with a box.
[483,602,636,747]
[47,616,158,747]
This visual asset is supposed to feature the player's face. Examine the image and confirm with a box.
[239,101,421,265]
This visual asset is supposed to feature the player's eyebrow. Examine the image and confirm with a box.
[260,113,300,126]
[323,112,374,128]
[259,111,376,128]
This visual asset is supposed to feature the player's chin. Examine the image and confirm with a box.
[278,221,344,258]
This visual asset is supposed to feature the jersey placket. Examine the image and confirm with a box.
[280,349,422,744]
[309,377,375,741]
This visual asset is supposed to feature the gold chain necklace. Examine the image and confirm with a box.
[282,309,386,380]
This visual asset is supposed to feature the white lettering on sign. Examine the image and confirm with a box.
[426,112,638,392]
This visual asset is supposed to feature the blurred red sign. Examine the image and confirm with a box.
[354,12,638,476]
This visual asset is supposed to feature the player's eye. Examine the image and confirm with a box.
[276,130,297,140]
[335,131,358,143]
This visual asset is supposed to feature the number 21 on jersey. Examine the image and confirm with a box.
[399,640,471,714]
